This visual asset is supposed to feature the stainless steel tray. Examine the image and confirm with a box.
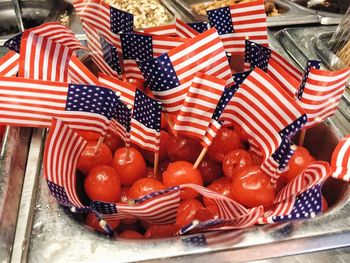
[173,0,320,27]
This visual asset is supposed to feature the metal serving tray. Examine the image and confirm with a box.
[173,0,320,27]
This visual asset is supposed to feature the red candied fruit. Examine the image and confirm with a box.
[208,128,241,162]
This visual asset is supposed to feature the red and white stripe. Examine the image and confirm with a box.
[74,0,119,47]
[175,18,198,38]
[142,24,176,36]
[299,67,350,128]
[108,118,130,146]
[201,119,222,149]
[82,21,120,77]
[100,187,181,225]
[68,55,100,85]
[0,51,19,77]
[174,72,225,139]
[221,67,305,162]
[130,119,160,152]
[98,72,136,106]
[269,51,302,82]
[44,118,87,208]
[258,195,296,224]
[331,135,350,182]
[221,0,268,54]
[0,76,110,133]
[19,31,73,82]
[152,28,233,112]
[275,161,330,203]
[27,22,86,51]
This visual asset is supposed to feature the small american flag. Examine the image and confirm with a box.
[130,89,162,152]
[181,230,243,248]
[175,18,199,38]
[82,21,121,78]
[297,62,350,128]
[207,0,268,54]
[0,77,117,134]
[258,195,296,224]
[187,22,209,33]
[138,28,233,112]
[331,135,350,182]
[74,0,133,47]
[275,161,330,203]
[202,88,235,149]
[260,185,323,224]
[296,60,321,100]
[100,35,122,75]
[90,186,181,225]
[19,31,73,82]
[221,68,306,170]
[244,40,303,97]
[44,118,88,210]
[68,55,101,85]
[98,72,136,106]
[109,99,132,147]
[173,72,226,140]
[117,32,186,80]
[142,24,176,36]
[0,51,19,77]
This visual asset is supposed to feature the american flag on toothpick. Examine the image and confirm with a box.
[0,77,118,134]
[244,40,303,97]
[181,230,243,248]
[0,51,19,77]
[138,28,233,112]
[297,61,350,128]
[187,22,209,33]
[173,72,226,139]
[221,68,307,179]
[207,0,268,54]
[130,89,162,152]
[116,32,186,80]
[259,184,323,224]
[142,22,208,36]
[331,135,350,182]
[44,118,88,211]
[74,0,133,46]
[68,55,101,85]
[90,186,181,224]
[109,99,132,147]
[98,72,136,106]
[82,21,121,78]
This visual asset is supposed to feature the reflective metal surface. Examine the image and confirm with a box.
[172,0,320,27]
[0,127,32,262]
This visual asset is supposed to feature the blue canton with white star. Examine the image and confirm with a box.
[120,33,153,60]
[297,60,321,100]
[247,40,272,57]
[207,7,234,35]
[114,100,132,132]
[187,22,208,33]
[271,137,295,170]
[247,43,270,72]
[100,35,122,75]
[213,88,235,122]
[182,234,208,247]
[110,7,133,34]
[133,89,162,132]
[47,181,72,206]
[137,53,180,92]
[273,185,323,223]
[133,186,179,204]
[4,32,23,53]
[232,70,251,90]
[90,201,118,214]
[66,84,119,120]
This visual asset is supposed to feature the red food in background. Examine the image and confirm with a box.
[144,224,177,239]
[222,149,253,179]
[142,130,170,163]
[84,165,121,202]
[104,133,122,153]
[120,187,130,203]
[286,146,315,182]
[167,135,202,163]
[0,125,5,144]
[193,207,215,222]
[233,124,250,142]
[85,212,120,233]
[76,130,100,141]
[322,196,329,212]
[163,161,203,200]
[231,165,276,208]
[198,156,222,186]
[175,199,203,228]
[111,147,147,186]
[208,128,241,162]
[128,178,165,199]
[77,141,113,175]
[203,177,232,209]
[119,230,145,239]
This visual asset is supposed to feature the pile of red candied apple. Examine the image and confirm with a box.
[76,118,328,239]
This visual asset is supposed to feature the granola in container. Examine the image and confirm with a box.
[104,0,172,29]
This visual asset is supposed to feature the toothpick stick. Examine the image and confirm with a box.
[94,136,105,154]
[298,129,306,146]
[193,147,208,169]
[153,152,159,179]
[164,112,176,136]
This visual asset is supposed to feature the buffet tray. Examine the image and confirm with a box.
[172,0,320,27]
